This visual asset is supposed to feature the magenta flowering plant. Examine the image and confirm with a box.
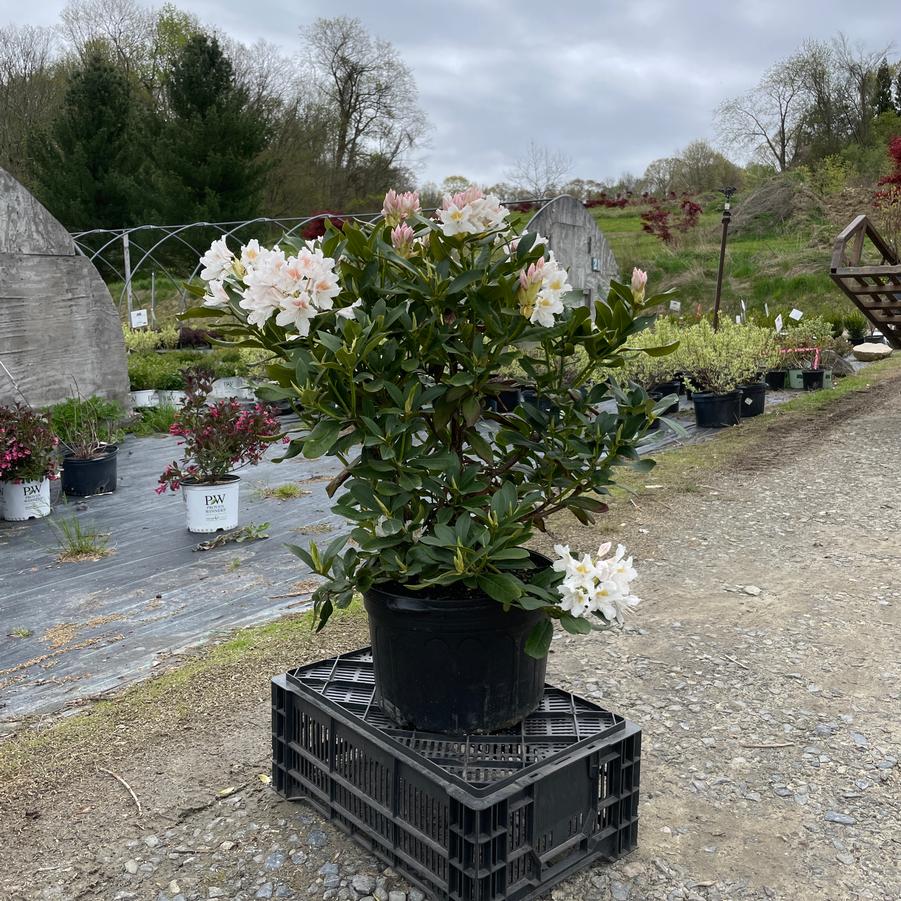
[0,404,60,483]
[156,377,282,493]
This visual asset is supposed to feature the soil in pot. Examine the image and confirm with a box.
[765,370,787,391]
[802,369,825,391]
[692,390,741,428]
[739,382,766,418]
[363,555,550,733]
[62,445,118,497]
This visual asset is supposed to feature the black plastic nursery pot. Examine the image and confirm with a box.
[802,369,825,391]
[649,388,679,416]
[363,557,549,734]
[765,370,787,391]
[61,445,118,497]
[496,386,522,413]
[651,379,681,398]
[739,382,767,417]
[692,390,741,428]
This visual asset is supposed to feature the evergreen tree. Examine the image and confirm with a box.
[873,60,895,116]
[30,53,144,229]
[151,34,268,223]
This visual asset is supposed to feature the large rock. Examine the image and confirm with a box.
[852,342,892,362]
[526,195,619,307]
[0,168,128,408]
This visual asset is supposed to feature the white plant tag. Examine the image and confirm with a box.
[130,309,149,327]
[789,308,803,321]
[775,314,783,333]
[669,300,681,312]
[765,303,770,316]
[735,315,742,324]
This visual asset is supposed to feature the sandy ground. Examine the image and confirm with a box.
[1,373,899,901]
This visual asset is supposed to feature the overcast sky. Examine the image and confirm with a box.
[3,0,899,186]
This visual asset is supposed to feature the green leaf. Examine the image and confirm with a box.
[302,420,341,458]
[477,572,523,605]
[524,619,554,658]
[559,614,592,635]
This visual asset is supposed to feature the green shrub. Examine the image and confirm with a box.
[844,311,868,341]
[619,317,682,387]
[46,396,125,456]
[126,404,178,436]
[675,320,777,394]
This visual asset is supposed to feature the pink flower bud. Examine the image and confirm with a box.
[391,223,416,255]
[382,189,421,226]
[631,267,648,301]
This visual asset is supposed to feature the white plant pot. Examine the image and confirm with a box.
[130,389,159,408]
[1,478,51,521]
[211,377,256,401]
[182,477,240,533]
[158,390,188,407]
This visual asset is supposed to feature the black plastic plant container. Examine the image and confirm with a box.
[272,649,641,901]
[802,369,825,391]
[496,387,523,413]
[765,370,787,391]
[363,564,548,733]
[692,390,741,428]
[61,445,118,497]
[651,379,681,398]
[739,382,766,417]
[649,389,679,416]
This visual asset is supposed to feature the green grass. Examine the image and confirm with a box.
[125,404,178,436]
[259,483,311,501]
[53,517,112,562]
[590,205,847,321]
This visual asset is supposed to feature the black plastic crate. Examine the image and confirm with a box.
[272,648,641,901]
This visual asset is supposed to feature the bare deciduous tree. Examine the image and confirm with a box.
[303,16,428,204]
[716,54,809,172]
[59,0,154,78]
[506,142,572,198]
[0,24,62,184]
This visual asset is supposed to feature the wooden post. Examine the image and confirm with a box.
[712,189,735,332]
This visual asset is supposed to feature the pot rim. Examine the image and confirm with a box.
[366,549,553,610]
[181,474,241,488]
[63,443,119,462]
[691,389,742,401]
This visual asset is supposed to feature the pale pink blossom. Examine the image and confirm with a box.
[631,267,648,302]
[382,189,421,226]
[391,222,416,255]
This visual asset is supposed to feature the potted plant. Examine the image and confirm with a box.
[127,353,163,407]
[184,188,664,733]
[156,370,281,532]
[844,311,869,346]
[737,326,778,417]
[677,321,762,428]
[621,318,682,416]
[156,365,189,408]
[0,404,59,520]
[47,395,124,497]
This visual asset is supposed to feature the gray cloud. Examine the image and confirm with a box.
[4,0,899,185]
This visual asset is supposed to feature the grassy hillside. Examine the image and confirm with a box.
[589,202,848,322]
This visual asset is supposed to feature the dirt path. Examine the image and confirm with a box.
[1,373,899,901]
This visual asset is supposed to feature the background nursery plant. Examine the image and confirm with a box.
[186,188,670,656]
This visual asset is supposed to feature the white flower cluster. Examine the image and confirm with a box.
[552,542,639,622]
[437,186,509,237]
[199,237,341,337]
[517,250,574,327]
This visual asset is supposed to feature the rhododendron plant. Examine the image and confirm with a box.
[0,404,59,483]
[156,372,281,493]
[184,186,674,656]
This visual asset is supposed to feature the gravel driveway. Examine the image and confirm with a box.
[1,374,899,901]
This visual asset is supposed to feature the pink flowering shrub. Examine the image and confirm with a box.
[156,373,281,493]
[0,404,59,483]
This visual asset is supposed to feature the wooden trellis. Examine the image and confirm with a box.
[830,214,901,348]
